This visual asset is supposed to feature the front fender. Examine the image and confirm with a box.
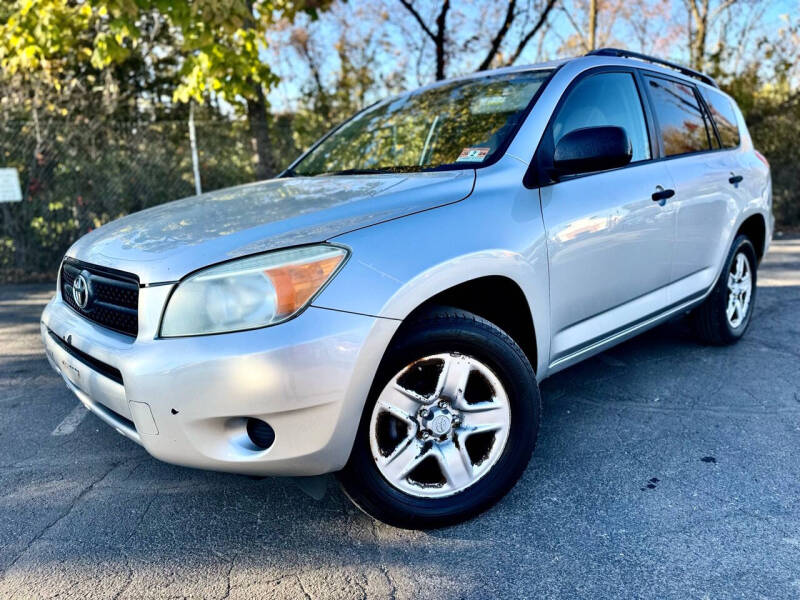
[312,167,551,378]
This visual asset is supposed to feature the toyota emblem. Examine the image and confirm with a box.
[430,414,452,436]
[72,273,89,309]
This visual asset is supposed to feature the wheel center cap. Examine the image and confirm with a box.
[430,414,452,436]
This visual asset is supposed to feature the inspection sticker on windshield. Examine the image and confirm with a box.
[456,147,490,162]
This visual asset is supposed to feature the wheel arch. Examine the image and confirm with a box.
[736,212,767,262]
[401,276,539,374]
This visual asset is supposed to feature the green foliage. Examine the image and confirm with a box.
[0,0,798,284]
[740,89,800,227]
[0,115,262,280]
[0,0,94,86]
[113,0,279,104]
[0,0,327,106]
[0,238,15,270]
[0,0,331,281]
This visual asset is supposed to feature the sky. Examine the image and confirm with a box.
[263,0,798,115]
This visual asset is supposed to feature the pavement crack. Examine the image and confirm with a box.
[112,550,133,600]
[353,576,368,600]
[219,557,235,600]
[370,517,397,600]
[125,493,158,543]
[379,564,398,600]
[748,338,800,360]
[296,573,312,600]
[0,460,120,576]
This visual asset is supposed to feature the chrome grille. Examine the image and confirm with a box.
[60,259,139,337]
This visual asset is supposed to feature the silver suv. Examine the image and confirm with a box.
[41,49,773,528]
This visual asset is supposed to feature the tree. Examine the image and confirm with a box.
[398,0,450,80]
[556,0,629,54]
[397,0,558,81]
[588,0,597,50]
[265,1,411,161]
[0,0,331,179]
[709,13,800,228]
[624,0,677,56]
[683,0,739,70]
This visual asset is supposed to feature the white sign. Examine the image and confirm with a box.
[0,168,22,202]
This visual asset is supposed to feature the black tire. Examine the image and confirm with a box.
[337,307,540,529]
[693,234,757,345]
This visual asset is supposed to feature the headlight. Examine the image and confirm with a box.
[160,245,348,337]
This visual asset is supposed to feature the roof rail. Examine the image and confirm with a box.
[586,47,718,88]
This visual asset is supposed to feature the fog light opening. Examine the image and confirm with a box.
[246,418,275,450]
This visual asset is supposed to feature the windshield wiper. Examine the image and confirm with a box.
[322,168,401,176]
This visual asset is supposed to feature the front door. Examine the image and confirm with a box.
[536,70,676,364]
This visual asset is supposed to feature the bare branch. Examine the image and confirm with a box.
[506,0,558,65]
[476,0,518,72]
[398,0,436,41]
[709,0,738,23]
[433,0,450,80]
[732,2,766,75]
[399,0,449,79]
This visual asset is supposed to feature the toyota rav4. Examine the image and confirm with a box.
[41,49,773,528]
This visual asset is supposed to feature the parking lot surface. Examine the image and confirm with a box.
[1,237,799,599]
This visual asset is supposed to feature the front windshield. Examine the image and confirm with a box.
[291,70,552,176]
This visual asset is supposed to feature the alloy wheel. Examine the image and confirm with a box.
[726,252,752,328]
[369,352,511,499]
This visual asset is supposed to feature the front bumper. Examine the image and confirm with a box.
[41,290,398,476]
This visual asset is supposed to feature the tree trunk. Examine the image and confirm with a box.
[693,19,707,71]
[434,0,450,80]
[246,85,276,180]
[242,0,276,180]
[686,0,709,71]
[589,0,598,51]
[188,101,202,195]
[398,0,450,81]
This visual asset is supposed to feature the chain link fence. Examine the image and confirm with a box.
[0,116,295,282]
[1,108,797,283]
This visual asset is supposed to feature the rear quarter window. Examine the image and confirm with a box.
[700,87,741,148]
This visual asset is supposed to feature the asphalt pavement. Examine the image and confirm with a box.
[0,237,798,599]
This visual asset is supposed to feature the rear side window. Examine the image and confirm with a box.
[551,72,651,162]
[644,76,712,156]
[700,87,741,148]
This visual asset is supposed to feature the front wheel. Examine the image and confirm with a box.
[693,234,757,345]
[338,308,540,529]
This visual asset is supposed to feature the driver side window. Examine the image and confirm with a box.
[552,72,651,163]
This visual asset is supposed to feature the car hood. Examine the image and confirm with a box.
[67,170,475,284]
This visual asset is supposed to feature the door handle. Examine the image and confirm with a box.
[651,188,675,203]
[729,174,743,185]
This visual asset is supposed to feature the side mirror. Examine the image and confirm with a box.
[552,126,633,178]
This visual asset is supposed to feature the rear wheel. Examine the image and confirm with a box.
[338,308,540,529]
[693,235,757,345]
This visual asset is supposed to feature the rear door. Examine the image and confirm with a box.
[642,74,737,302]
[699,86,762,229]
[536,69,677,364]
